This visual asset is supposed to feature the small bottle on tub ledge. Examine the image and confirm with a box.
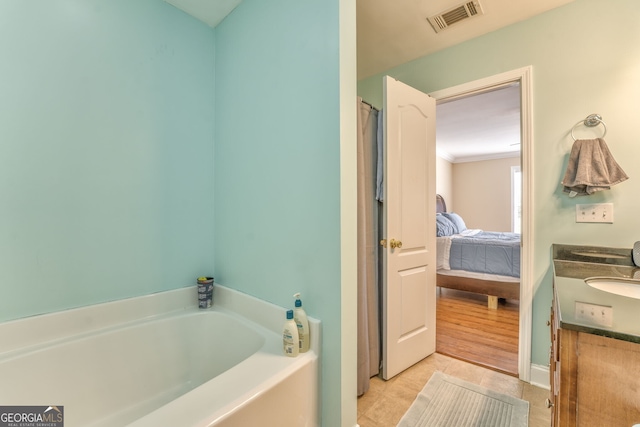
[293,293,310,353]
[282,309,299,357]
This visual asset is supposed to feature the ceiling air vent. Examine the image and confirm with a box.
[427,1,484,33]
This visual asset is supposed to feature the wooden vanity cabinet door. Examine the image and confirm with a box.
[557,328,578,426]
[549,303,558,427]
[576,332,640,427]
[551,290,578,426]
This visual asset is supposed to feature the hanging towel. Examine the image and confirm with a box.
[561,138,628,197]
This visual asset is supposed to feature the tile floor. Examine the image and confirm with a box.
[357,353,551,426]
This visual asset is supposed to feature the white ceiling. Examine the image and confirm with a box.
[357,0,575,162]
[436,84,521,163]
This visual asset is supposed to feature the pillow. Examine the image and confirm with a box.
[442,212,467,234]
[436,214,456,237]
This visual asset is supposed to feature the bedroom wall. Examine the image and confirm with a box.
[358,0,640,369]
[452,156,520,232]
[436,155,453,210]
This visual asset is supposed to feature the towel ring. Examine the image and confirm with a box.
[571,113,607,141]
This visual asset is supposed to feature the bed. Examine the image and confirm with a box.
[435,194,520,309]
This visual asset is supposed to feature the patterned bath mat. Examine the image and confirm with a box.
[397,371,529,426]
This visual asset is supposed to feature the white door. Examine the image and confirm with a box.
[381,76,437,380]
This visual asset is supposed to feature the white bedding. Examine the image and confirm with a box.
[436,237,451,270]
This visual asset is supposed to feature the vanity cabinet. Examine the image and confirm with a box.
[549,297,577,427]
[550,288,640,427]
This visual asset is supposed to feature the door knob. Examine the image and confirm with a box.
[380,239,387,248]
[390,239,402,249]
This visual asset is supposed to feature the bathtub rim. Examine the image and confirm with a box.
[128,343,319,427]
[0,284,320,362]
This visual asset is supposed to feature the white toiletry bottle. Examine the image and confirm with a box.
[293,293,310,353]
[283,309,299,357]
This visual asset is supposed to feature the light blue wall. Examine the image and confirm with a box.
[213,0,344,425]
[0,0,216,322]
[358,0,640,367]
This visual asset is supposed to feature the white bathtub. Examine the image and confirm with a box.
[0,285,320,427]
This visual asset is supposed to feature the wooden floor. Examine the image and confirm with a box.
[436,287,519,376]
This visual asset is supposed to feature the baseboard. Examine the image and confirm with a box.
[529,363,550,390]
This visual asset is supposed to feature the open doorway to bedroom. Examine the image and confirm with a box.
[432,76,525,377]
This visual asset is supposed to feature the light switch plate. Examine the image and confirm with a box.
[575,301,613,327]
[576,203,614,223]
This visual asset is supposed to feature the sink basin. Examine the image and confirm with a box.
[585,277,640,300]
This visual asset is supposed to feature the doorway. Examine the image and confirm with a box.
[430,66,533,382]
[356,68,533,394]
[434,83,521,376]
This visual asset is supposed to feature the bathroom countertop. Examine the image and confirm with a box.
[552,244,640,344]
